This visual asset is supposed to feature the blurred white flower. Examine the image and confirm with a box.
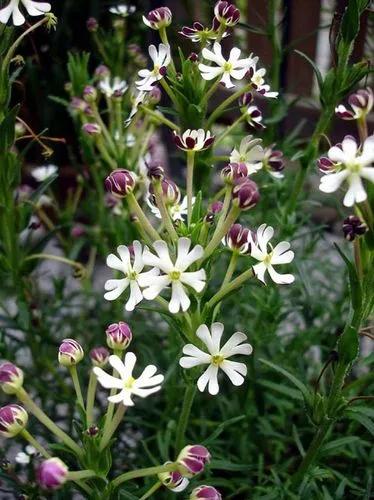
[0,0,51,26]
[230,136,264,174]
[109,4,135,17]
[99,76,128,98]
[136,44,171,91]
[31,164,58,182]
[15,452,30,465]
[147,195,194,221]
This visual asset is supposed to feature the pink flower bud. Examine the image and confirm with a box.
[214,1,240,27]
[82,123,101,136]
[83,85,97,102]
[143,7,172,30]
[158,462,189,492]
[190,485,222,500]
[106,322,132,350]
[86,17,98,32]
[0,404,28,438]
[148,86,162,104]
[95,65,110,79]
[342,215,367,241]
[89,347,110,367]
[149,178,181,205]
[105,169,136,198]
[210,201,224,214]
[37,458,68,490]
[58,339,84,367]
[70,224,86,238]
[223,223,252,254]
[220,163,248,184]
[0,362,24,394]
[177,445,211,477]
[70,97,86,112]
[232,178,260,210]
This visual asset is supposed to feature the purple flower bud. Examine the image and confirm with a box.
[147,163,165,181]
[0,362,24,394]
[58,339,84,367]
[190,485,222,500]
[220,162,248,184]
[86,425,99,436]
[37,458,68,490]
[143,7,172,30]
[177,445,211,478]
[232,178,260,210]
[210,201,224,214]
[158,462,189,492]
[317,156,336,173]
[239,92,253,107]
[149,178,181,205]
[189,52,199,62]
[86,17,98,32]
[105,169,136,198]
[89,347,110,367]
[83,85,97,103]
[224,223,252,254]
[148,86,162,104]
[342,215,368,241]
[0,404,28,438]
[214,1,240,27]
[82,123,101,136]
[70,97,86,112]
[128,43,142,56]
[336,88,373,120]
[94,64,110,79]
[71,224,85,238]
[106,322,132,350]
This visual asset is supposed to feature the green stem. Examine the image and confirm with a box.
[206,83,253,129]
[20,429,50,458]
[139,481,162,500]
[205,267,254,311]
[215,114,246,146]
[153,182,178,240]
[203,205,240,260]
[186,151,195,226]
[160,78,180,110]
[127,192,161,241]
[86,370,98,426]
[67,470,96,481]
[175,383,197,453]
[111,463,177,489]
[100,403,126,451]
[69,365,85,411]
[91,105,117,155]
[140,106,179,131]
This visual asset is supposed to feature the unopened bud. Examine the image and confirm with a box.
[89,347,110,367]
[37,458,68,491]
[83,85,97,103]
[158,462,189,492]
[220,163,248,184]
[342,215,367,241]
[177,445,211,478]
[190,485,222,500]
[105,169,136,198]
[82,123,101,136]
[0,362,24,394]
[214,1,240,27]
[143,7,172,30]
[106,322,132,350]
[86,17,98,32]
[58,339,84,367]
[0,405,28,438]
[232,178,260,210]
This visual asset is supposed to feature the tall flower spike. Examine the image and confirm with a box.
[104,241,160,311]
[173,129,214,151]
[180,323,252,395]
[0,0,51,26]
[143,6,172,30]
[140,238,206,314]
[249,224,295,284]
[94,353,164,406]
[136,44,171,91]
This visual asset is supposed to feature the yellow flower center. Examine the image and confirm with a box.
[223,62,233,72]
[211,354,224,366]
[169,270,181,280]
[263,253,273,265]
[128,270,137,280]
[124,376,135,389]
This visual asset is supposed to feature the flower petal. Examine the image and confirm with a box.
[169,281,190,313]
[220,360,247,386]
[267,265,294,284]
[104,278,129,301]
[256,224,274,254]
[220,332,252,357]
[197,364,219,395]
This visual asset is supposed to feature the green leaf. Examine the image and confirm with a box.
[346,409,374,436]
[0,105,19,152]
[294,50,323,93]
[320,436,360,455]
[339,0,360,44]
[334,243,362,311]
[259,359,309,398]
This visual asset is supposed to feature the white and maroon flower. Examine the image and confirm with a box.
[335,88,373,120]
[98,76,128,98]
[177,445,211,477]
[143,6,172,30]
[158,463,190,492]
[223,223,253,254]
[173,129,215,151]
[262,147,285,179]
[190,485,222,500]
[220,162,249,185]
[319,135,374,207]
[180,323,252,395]
[249,224,295,284]
[232,178,260,210]
[248,66,278,98]
[0,0,51,26]
[179,22,227,43]
[0,404,28,438]
[136,44,171,91]
[109,4,136,17]
[230,135,264,174]
[214,1,240,27]
[36,458,68,491]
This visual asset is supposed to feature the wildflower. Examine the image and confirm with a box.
[190,485,222,500]
[177,445,211,477]
[220,162,249,184]
[109,4,136,17]
[95,64,110,79]
[37,458,68,490]
[249,224,294,284]
[90,347,110,367]
[98,76,128,98]
[319,135,374,206]
[106,322,133,350]
[58,339,84,367]
[223,223,253,254]
[230,136,264,174]
[262,148,285,178]
[143,7,172,30]
[104,241,159,310]
[0,0,51,26]
[244,104,264,129]
[140,238,206,314]
[82,123,101,136]
[232,178,260,210]
[248,66,278,98]
[86,17,98,32]
[214,1,240,27]
[342,215,367,241]
[125,90,147,125]
[0,404,28,438]
[180,22,227,43]
[136,44,171,91]
[94,353,164,406]
[199,42,253,88]
[148,177,181,205]
[158,463,190,492]
[335,88,373,120]
[105,169,136,198]
[147,195,194,221]
[180,323,252,395]
[173,129,215,151]
[31,164,58,182]
[0,361,24,394]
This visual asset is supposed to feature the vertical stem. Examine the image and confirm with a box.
[153,182,178,240]
[203,205,241,260]
[127,192,161,241]
[100,404,126,451]
[139,481,162,500]
[175,383,197,453]
[20,429,50,458]
[86,370,98,426]
[69,365,85,411]
[186,151,196,226]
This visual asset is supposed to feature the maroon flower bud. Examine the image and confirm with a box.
[263,148,285,178]
[70,97,86,112]
[0,362,24,394]
[220,162,248,184]
[190,485,222,500]
[86,425,99,436]
[317,156,336,173]
[214,1,240,27]
[89,347,110,367]
[149,178,180,205]
[239,92,253,107]
[232,178,260,210]
[82,123,101,136]
[147,163,165,180]
[94,64,110,79]
[86,17,98,32]
[105,169,136,198]
[158,462,189,492]
[223,223,253,254]
[342,215,367,241]
[177,445,211,478]
[71,224,86,238]
[143,7,172,30]
[336,88,373,120]
[188,52,199,62]
[210,201,224,214]
[37,458,68,490]
[244,105,265,130]
[106,322,132,350]
[58,339,84,367]
[0,405,28,438]
[148,86,162,104]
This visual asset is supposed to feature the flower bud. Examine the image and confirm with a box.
[263,148,285,178]
[348,88,373,116]
[158,462,189,492]
[189,52,199,62]
[89,347,110,367]
[106,322,132,350]
[148,86,162,104]
[239,91,253,107]
[105,169,136,198]
[214,1,240,27]
[86,17,98,32]
[210,201,223,214]
[143,7,172,30]
[71,224,86,238]
[58,339,84,367]
[220,163,248,185]
[70,97,86,112]
[82,123,101,136]
[342,215,367,241]
[95,64,110,79]
[149,178,180,205]
[232,178,260,210]
[86,425,99,437]
[37,458,68,490]
[147,163,165,181]
[190,485,222,500]
[83,85,97,103]
[0,362,24,394]
[0,405,28,438]
[223,223,252,254]
[317,156,336,173]
[177,445,211,478]
[244,105,264,130]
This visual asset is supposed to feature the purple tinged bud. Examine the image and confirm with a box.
[37,458,68,490]
[70,97,86,112]
[0,362,24,394]
[58,339,84,367]
[224,223,253,254]
[0,404,28,438]
[86,17,98,32]
[71,224,86,238]
[143,7,172,30]
[148,86,162,104]
[210,201,223,214]
[105,169,136,198]
[190,485,222,500]
[317,156,336,173]
[189,52,199,62]
[342,215,368,241]
[89,347,110,367]
[158,462,189,492]
[106,322,132,350]
[239,92,253,107]
[220,162,248,184]
[149,178,180,205]
[232,178,260,210]
[94,64,110,79]
[177,445,211,478]
[83,85,97,102]
[82,123,101,136]
[214,1,240,27]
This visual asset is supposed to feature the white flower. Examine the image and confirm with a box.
[173,129,215,151]
[319,135,374,207]
[15,451,30,465]
[0,0,51,26]
[230,136,264,174]
[136,44,171,92]
[249,224,295,285]
[140,238,206,314]
[104,241,159,311]
[31,164,58,182]
[198,42,254,89]
[94,353,164,406]
[109,4,136,17]
[250,66,278,98]
[99,76,128,98]
[125,91,147,126]
[147,195,194,222]
[179,323,253,395]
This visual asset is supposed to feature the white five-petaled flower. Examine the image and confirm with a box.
[179,323,253,395]
[104,241,159,311]
[199,43,254,89]
[109,4,136,17]
[94,353,164,406]
[230,136,264,174]
[0,0,51,26]
[31,164,58,182]
[139,238,206,314]
[136,44,171,92]
[98,76,128,98]
[147,195,195,221]
[249,224,295,285]
[173,129,215,152]
[319,135,374,207]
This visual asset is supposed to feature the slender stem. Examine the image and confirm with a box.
[175,384,197,453]
[206,83,253,129]
[20,429,50,458]
[139,481,162,500]
[205,267,254,311]
[69,365,85,411]
[186,151,195,226]
[357,116,368,143]
[160,78,180,110]
[86,370,97,426]
[100,404,126,451]
[111,463,177,489]
[24,254,85,276]
[153,182,178,240]
[97,138,118,170]
[131,123,154,168]
[91,105,117,155]
[67,470,96,481]
[353,238,363,280]
[221,252,239,288]
[140,106,179,131]
[159,27,176,73]
[202,77,222,104]
[127,192,161,241]
[203,205,240,260]
[211,187,232,239]
[215,114,246,146]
